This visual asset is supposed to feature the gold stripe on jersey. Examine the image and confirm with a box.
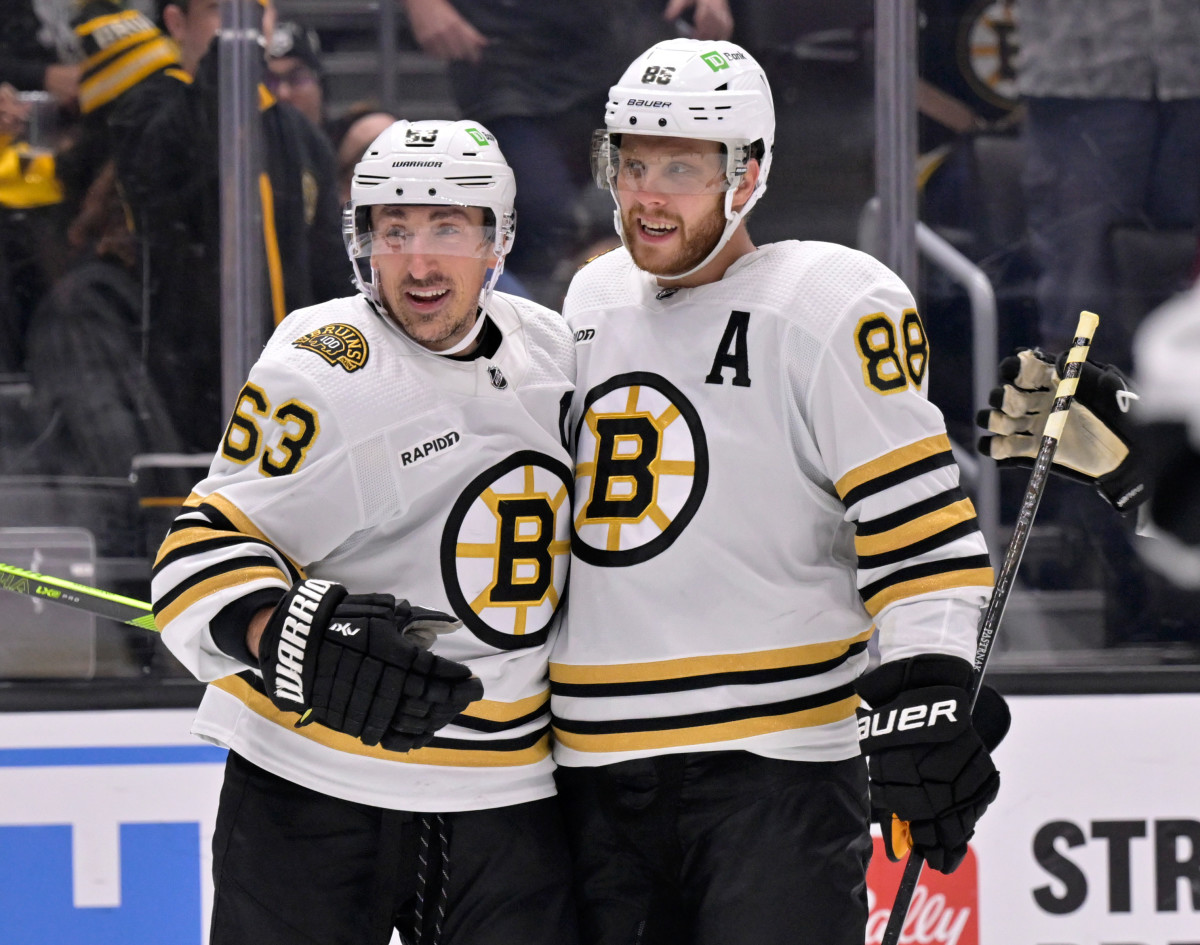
[861,561,994,616]
[553,693,860,754]
[854,498,978,558]
[155,565,289,629]
[550,628,873,686]
[172,491,304,574]
[835,434,953,504]
[213,676,551,767]
[459,689,549,724]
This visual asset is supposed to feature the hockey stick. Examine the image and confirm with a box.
[0,561,158,632]
[880,310,1100,945]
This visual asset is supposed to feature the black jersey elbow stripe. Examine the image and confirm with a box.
[855,487,969,537]
[457,690,550,724]
[423,725,549,752]
[854,491,977,557]
[549,641,868,697]
[855,518,981,569]
[177,493,304,576]
[839,451,957,510]
[212,676,552,767]
[451,707,550,734]
[153,533,300,583]
[836,434,953,504]
[153,558,290,628]
[552,688,860,753]
[550,628,874,687]
[859,554,994,615]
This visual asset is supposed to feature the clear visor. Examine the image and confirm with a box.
[590,129,732,196]
[347,206,496,259]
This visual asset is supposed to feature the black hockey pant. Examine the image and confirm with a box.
[555,751,871,945]
[209,750,580,945]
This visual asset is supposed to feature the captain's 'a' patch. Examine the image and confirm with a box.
[292,324,369,372]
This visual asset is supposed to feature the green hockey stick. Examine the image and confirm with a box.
[0,561,158,632]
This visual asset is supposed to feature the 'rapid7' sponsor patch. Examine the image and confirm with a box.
[400,431,461,467]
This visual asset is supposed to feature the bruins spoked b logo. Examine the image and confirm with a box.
[573,372,708,567]
[441,452,572,650]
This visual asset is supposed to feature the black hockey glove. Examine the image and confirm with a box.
[855,654,1009,874]
[258,579,483,750]
[976,348,1146,511]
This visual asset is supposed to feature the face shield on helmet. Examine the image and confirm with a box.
[344,119,517,336]
[595,39,775,279]
[347,208,498,260]
[591,131,732,196]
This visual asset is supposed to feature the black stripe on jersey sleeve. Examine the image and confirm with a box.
[424,723,550,752]
[856,519,981,570]
[857,553,992,604]
[152,553,284,617]
[551,683,856,736]
[840,451,957,509]
[549,641,868,698]
[450,706,551,734]
[153,533,298,580]
[855,487,968,536]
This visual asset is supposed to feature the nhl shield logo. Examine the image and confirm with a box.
[488,365,508,390]
[292,324,369,373]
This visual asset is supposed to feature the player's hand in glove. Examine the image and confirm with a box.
[976,348,1145,511]
[855,654,1009,874]
[257,579,483,750]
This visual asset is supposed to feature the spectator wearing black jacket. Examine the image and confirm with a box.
[68,0,349,453]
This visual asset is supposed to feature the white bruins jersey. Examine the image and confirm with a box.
[552,242,994,767]
[151,291,575,811]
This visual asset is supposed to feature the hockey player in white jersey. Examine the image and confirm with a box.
[150,120,579,945]
[551,40,1004,944]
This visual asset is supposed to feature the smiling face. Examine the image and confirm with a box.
[370,204,496,352]
[614,135,731,278]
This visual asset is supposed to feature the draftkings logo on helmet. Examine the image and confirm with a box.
[344,119,517,313]
[593,39,775,279]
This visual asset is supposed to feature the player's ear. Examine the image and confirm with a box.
[731,158,760,213]
[161,3,186,42]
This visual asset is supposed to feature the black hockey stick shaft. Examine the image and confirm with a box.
[0,561,158,632]
[880,310,1100,945]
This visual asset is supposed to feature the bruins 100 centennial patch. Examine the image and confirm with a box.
[292,324,369,372]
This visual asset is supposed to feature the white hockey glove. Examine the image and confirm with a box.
[976,349,1146,511]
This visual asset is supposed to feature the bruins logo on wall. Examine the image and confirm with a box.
[292,324,369,372]
[958,0,1018,110]
[440,451,572,650]
[572,372,708,567]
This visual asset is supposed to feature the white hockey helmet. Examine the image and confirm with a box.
[345,119,517,315]
[594,39,775,279]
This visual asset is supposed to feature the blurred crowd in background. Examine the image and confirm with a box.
[1,0,1198,679]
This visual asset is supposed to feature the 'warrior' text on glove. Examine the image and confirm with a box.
[257,579,483,750]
